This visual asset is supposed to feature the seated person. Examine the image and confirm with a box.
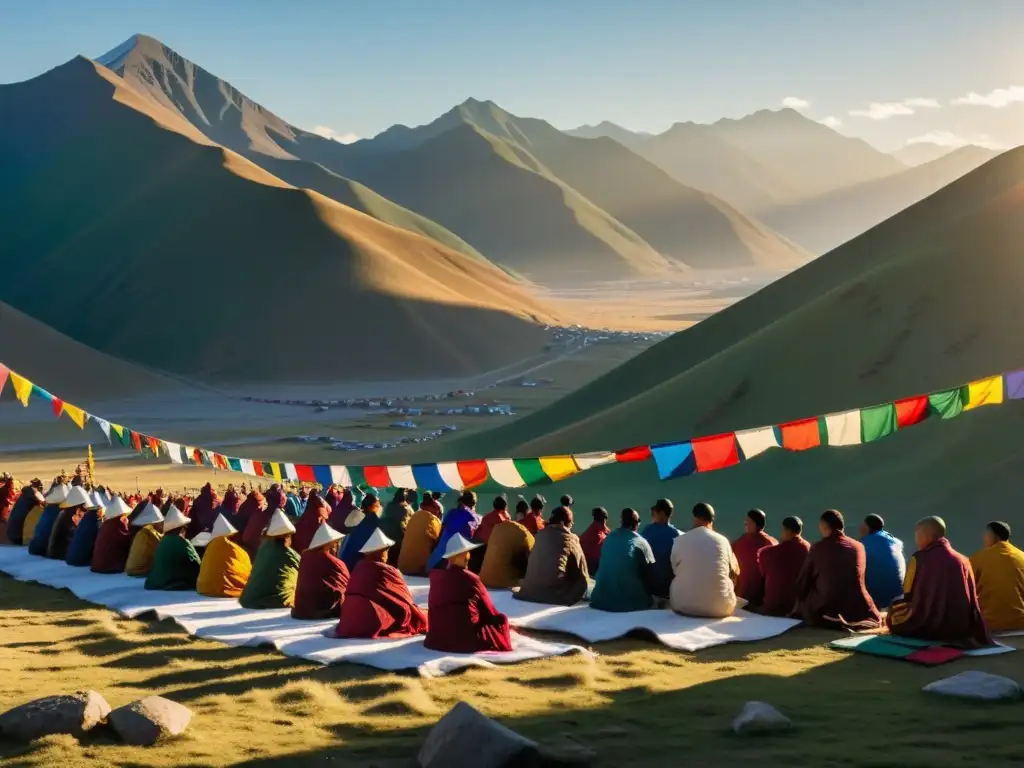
[335,528,429,639]
[91,496,135,574]
[521,495,546,536]
[326,488,355,531]
[27,483,70,556]
[579,507,611,575]
[471,496,511,572]
[241,486,282,557]
[970,521,1024,632]
[338,494,383,571]
[196,514,252,598]
[47,485,92,560]
[65,491,107,566]
[425,533,513,653]
[794,510,880,630]
[757,516,811,617]
[669,503,740,618]
[731,509,778,607]
[292,522,350,620]
[378,489,415,564]
[239,509,301,609]
[396,498,443,576]
[590,508,656,613]
[641,498,682,598]
[4,478,44,545]
[859,514,906,609]
[292,491,331,553]
[514,506,589,606]
[478,509,535,589]
[0,473,13,544]
[428,492,482,571]
[888,516,992,647]
[232,488,265,538]
[125,502,165,577]
[145,506,202,591]
[185,483,220,539]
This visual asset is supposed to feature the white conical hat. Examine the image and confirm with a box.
[44,484,69,505]
[306,522,344,552]
[358,528,395,554]
[85,490,104,510]
[132,502,165,527]
[443,533,483,560]
[60,485,92,508]
[265,508,296,537]
[162,504,191,532]
[190,532,213,548]
[103,496,133,520]
[344,508,365,528]
[210,514,238,540]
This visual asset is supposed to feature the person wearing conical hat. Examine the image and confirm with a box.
[146,505,202,591]
[424,533,513,653]
[240,486,282,558]
[292,490,331,553]
[46,484,92,560]
[91,495,135,574]
[5,479,45,546]
[65,491,107,567]
[27,482,69,556]
[291,522,350,620]
[335,528,428,639]
[197,514,252,598]
[125,502,166,577]
[338,494,384,572]
[239,509,301,609]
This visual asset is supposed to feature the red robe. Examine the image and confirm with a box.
[795,532,881,629]
[579,522,610,575]
[327,489,354,530]
[732,531,778,605]
[90,516,133,573]
[425,566,513,653]
[475,509,510,545]
[292,547,350,620]
[757,536,811,617]
[335,557,428,639]
[888,538,992,648]
[239,492,273,557]
[186,486,220,538]
[293,497,331,553]
[0,478,15,544]
[521,511,545,536]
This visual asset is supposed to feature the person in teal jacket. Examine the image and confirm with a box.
[590,508,656,612]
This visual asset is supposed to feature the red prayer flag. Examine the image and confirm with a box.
[51,397,64,417]
[147,436,161,456]
[252,462,265,477]
[215,454,229,470]
[779,418,821,451]
[192,448,203,466]
[131,432,142,452]
[895,396,929,428]
[295,464,316,483]
[363,466,391,488]
[457,459,489,489]
[615,445,652,463]
[691,433,740,472]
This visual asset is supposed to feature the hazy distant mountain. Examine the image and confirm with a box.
[566,121,650,148]
[891,142,957,167]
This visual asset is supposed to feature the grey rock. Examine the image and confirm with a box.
[0,690,110,742]
[418,701,540,768]
[732,701,792,735]
[923,671,1022,701]
[537,733,598,766]
[108,696,193,746]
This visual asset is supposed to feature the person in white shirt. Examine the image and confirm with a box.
[669,502,743,618]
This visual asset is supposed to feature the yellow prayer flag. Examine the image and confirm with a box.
[965,375,1004,411]
[539,455,579,482]
[111,424,124,439]
[62,403,87,429]
[9,372,33,407]
[270,463,283,482]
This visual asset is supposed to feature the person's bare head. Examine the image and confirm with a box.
[914,516,947,550]
[691,502,714,529]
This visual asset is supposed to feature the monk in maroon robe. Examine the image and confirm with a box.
[757,516,811,616]
[794,510,880,629]
[292,523,350,620]
[732,509,778,607]
[327,488,355,531]
[335,549,428,639]
[186,484,220,538]
[888,516,992,648]
[293,493,331,553]
[0,474,15,544]
[578,507,611,574]
[91,506,133,573]
[233,489,265,532]
[241,487,282,557]
[425,535,513,653]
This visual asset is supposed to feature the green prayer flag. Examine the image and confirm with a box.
[228,457,242,472]
[860,403,898,442]
[512,458,550,486]
[347,465,367,490]
[119,428,133,448]
[928,386,969,420]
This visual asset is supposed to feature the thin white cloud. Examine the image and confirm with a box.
[906,130,1006,150]
[849,97,941,120]
[312,125,360,144]
[819,115,842,129]
[781,96,810,110]
[951,85,1024,108]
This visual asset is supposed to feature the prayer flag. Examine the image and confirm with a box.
[346,465,367,489]
[51,397,64,418]
[824,410,861,446]
[691,433,740,472]
[228,457,242,472]
[111,424,124,439]
[615,445,652,463]
[1005,370,1024,400]
[965,375,1003,411]
[63,403,87,429]
[164,440,182,463]
[457,460,488,489]
[240,459,255,476]
[363,466,391,488]
[9,372,32,406]
[147,436,161,456]
[650,442,696,480]
[412,463,456,492]
[512,458,549,486]
[386,465,416,489]
[32,385,53,403]
[93,417,112,444]
[120,428,134,449]
[538,456,579,482]
[928,387,968,420]
[735,426,780,460]
[779,417,822,451]
[261,461,274,477]
[485,459,526,488]
[895,396,929,428]
[283,463,299,482]
[434,463,465,492]
[572,451,616,471]
[295,465,316,483]
[270,462,283,481]
[329,465,351,486]
[312,465,334,489]
[860,403,897,442]
[250,460,263,476]
[131,431,143,452]
[0,364,8,398]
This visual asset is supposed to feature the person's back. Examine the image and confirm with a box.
[397,507,442,576]
[292,524,350,620]
[145,508,202,591]
[641,498,680,598]
[578,508,610,574]
[591,510,655,613]
[515,507,588,606]
[379,492,415,562]
[669,514,739,618]
[971,522,1024,632]
[731,510,777,606]
[859,515,906,609]
[479,519,534,588]
[758,516,811,617]
[240,537,301,608]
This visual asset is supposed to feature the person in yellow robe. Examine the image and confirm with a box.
[197,514,253,598]
[125,502,165,577]
[396,502,442,576]
[970,521,1024,632]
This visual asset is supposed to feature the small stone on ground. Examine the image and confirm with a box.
[108,696,193,746]
[418,701,539,768]
[923,671,1022,701]
[0,690,110,742]
[732,701,792,735]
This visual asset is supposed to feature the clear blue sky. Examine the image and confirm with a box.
[2,0,1022,150]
